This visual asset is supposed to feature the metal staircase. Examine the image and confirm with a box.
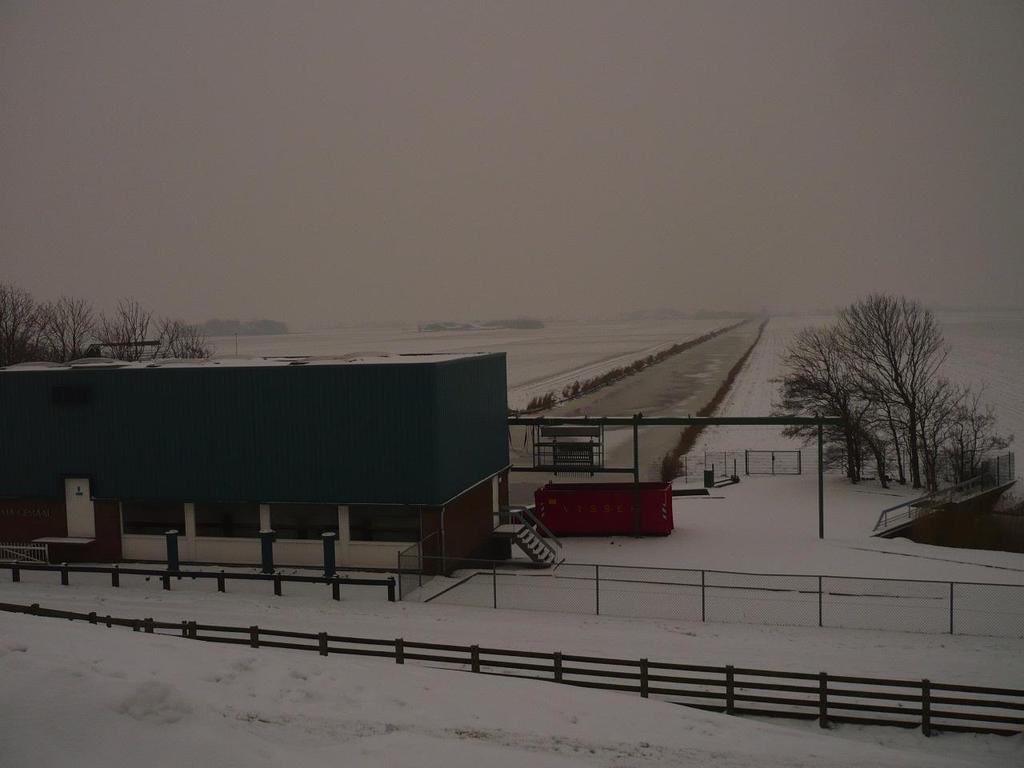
[496,506,563,565]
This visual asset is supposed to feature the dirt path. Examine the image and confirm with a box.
[508,320,765,503]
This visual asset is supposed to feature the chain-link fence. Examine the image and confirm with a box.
[410,558,1024,639]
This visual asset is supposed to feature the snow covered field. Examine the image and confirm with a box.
[4,613,1018,768]
[209,318,731,410]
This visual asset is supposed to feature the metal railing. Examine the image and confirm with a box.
[873,466,1014,535]
[3,600,1021,737]
[415,558,1024,639]
[0,542,48,563]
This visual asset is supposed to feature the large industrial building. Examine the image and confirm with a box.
[0,352,510,569]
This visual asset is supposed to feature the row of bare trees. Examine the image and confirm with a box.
[0,282,211,367]
[778,294,1010,491]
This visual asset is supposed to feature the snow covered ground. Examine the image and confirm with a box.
[209,317,732,410]
[1,609,1021,768]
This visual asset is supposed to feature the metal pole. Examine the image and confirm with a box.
[492,562,497,609]
[817,421,824,539]
[595,564,600,615]
[165,530,180,572]
[949,582,954,635]
[632,414,641,537]
[321,532,337,579]
[259,529,275,574]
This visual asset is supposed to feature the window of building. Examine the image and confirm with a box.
[194,502,261,538]
[122,501,185,536]
[269,504,339,540]
[348,506,420,542]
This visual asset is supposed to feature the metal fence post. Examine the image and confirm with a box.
[60,563,68,586]
[395,638,405,664]
[249,625,259,648]
[273,573,282,596]
[318,632,328,657]
[217,571,225,592]
[161,573,171,591]
[11,565,19,583]
[701,570,706,622]
[322,532,337,579]
[640,658,649,698]
[553,651,562,682]
[471,645,480,673]
[818,576,823,628]
[386,577,396,602]
[332,577,340,601]
[492,563,498,609]
[595,564,600,616]
[949,583,954,635]
[818,672,828,728]
[111,565,119,588]
[921,679,931,736]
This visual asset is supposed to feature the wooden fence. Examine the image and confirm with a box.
[0,562,396,601]
[2,600,1020,737]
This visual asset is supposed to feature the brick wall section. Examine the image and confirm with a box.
[0,499,67,540]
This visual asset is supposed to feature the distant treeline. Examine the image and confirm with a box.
[419,318,544,332]
[520,319,751,413]
[203,318,289,336]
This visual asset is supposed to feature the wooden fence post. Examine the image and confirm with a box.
[553,652,563,682]
[249,626,259,648]
[725,666,735,715]
[640,658,649,698]
[318,632,328,657]
[921,679,931,737]
[471,645,480,673]
[395,638,405,664]
[818,672,828,728]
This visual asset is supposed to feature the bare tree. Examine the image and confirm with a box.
[156,317,212,359]
[777,325,868,482]
[942,387,1012,484]
[838,295,947,489]
[39,296,96,362]
[0,282,46,366]
[96,299,155,360]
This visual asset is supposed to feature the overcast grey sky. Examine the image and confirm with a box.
[2,1,1022,327]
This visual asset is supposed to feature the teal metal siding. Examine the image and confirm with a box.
[0,355,508,506]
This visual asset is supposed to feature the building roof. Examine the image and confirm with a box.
[1,351,494,373]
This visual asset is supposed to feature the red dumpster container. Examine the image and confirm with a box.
[533,482,674,536]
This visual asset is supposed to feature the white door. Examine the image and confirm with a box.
[64,478,95,538]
